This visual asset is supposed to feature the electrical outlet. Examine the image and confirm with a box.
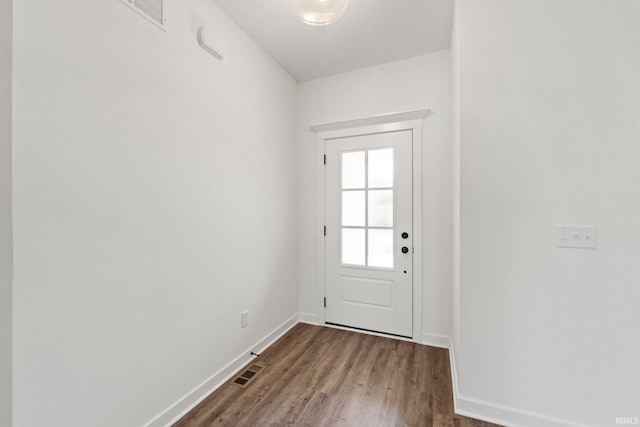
[241,310,248,328]
[557,225,597,249]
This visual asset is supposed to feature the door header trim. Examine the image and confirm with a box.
[310,109,431,137]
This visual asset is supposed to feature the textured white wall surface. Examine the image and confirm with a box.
[12,1,298,425]
[454,1,640,425]
[0,0,13,424]
[297,51,453,340]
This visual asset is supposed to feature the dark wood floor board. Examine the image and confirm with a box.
[426,346,455,416]
[328,339,392,424]
[241,328,340,425]
[174,324,502,427]
[384,343,414,426]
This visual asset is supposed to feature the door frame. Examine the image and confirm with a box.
[311,109,430,343]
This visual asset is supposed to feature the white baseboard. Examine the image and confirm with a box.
[421,331,452,349]
[454,395,587,427]
[144,314,298,427]
[298,312,319,325]
[447,340,588,427]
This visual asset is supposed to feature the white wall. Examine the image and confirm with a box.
[451,0,461,358]
[454,0,640,425]
[297,51,453,341]
[0,0,13,425]
[12,1,298,426]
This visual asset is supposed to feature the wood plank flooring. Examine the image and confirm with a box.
[175,324,502,427]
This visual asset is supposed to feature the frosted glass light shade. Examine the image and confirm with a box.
[291,0,349,26]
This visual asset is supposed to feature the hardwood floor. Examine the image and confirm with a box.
[175,324,502,427]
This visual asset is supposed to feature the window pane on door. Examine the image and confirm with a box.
[368,148,394,188]
[339,147,397,269]
[368,190,393,227]
[368,229,394,268]
[342,228,365,266]
[342,191,365,227]
[342,151,365,189]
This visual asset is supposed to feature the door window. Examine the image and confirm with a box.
[340,148,395,268]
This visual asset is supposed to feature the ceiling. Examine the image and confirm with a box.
[211,0,455,82]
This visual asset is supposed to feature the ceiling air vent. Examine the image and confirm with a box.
[120,0,166,30]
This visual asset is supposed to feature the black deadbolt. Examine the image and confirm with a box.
[401,247,409,254]
[401,232,409,239]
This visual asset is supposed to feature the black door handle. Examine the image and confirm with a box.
[401,232,409,239]
[401,247,409,254]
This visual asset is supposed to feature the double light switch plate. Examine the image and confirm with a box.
[557,225,598,249]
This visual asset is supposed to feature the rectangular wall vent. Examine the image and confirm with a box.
[120,0,166,30]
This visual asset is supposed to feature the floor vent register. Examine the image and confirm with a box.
[232,364,264,388]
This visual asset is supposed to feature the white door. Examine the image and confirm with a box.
[325,130,413,338]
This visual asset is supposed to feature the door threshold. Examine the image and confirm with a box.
[325,322,413,341]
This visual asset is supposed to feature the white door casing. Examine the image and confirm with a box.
[312,110,429,341]
[325,131,413,337]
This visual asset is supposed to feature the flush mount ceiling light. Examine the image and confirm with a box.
[291,0,349,26]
